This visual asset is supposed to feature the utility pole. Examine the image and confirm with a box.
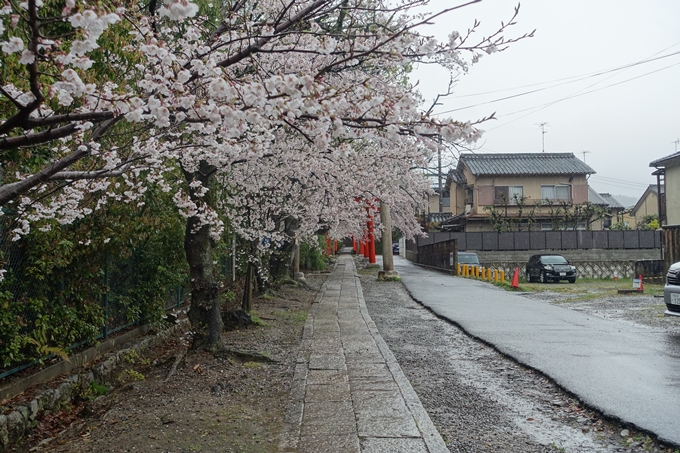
[536,122,549,153]
[438,145,442,213]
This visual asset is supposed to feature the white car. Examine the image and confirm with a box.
[664,262,680,317]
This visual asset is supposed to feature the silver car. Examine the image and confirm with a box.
[664,262,680,317]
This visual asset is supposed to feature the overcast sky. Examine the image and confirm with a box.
[410,0,680,201]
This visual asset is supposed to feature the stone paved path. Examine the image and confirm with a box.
[279,254,448,453]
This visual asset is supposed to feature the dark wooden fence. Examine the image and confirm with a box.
[415,239,457,272]
[414,230,661,251]
[662,225,680,274]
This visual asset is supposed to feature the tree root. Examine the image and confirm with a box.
[164,345,188,382]
[215,349,279,363]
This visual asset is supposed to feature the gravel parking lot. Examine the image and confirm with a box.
[359,270,680,453]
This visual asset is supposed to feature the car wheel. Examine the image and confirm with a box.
[526,270,533,282]
[539,272,546,283]
[568,278,576,284]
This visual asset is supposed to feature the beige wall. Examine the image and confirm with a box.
[455,174,589,216]
[446,171,603,231]
[621,212,636,228]
[667,165,680,225]
[427,193,452,214]
[633,191,658,223]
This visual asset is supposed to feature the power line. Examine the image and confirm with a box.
[485,61,680,131]
[432,50,680,117]
[444,41,680,100]
[589,176,649,190]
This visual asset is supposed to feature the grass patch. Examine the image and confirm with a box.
[503,277,664,297]
[378,276,401,282]
[242,362,263,369]
[274,310,308,323]
[249,313,266,326]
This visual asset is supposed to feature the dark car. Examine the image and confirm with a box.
[526,254,577,283]
[663,262,680,317]
[392,243,399,254]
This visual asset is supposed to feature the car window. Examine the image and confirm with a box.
[458,254,480,264]
[540,255,568,265]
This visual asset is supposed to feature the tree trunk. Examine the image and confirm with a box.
[242,261,254,312]
[269,218,299,279]
[183,163,224,352]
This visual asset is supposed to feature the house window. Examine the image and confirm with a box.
[541,222,553,231]
[541,185,571,201]
[465,187,474,205]
[509,186,524,201]
[442,190,450,207]
[494,185,524,205]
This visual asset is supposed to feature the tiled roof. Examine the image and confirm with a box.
[427,212,453,223]
[447,169,467,185]
[598,193,625,209]
[648,184,659,194]
[650,151,680,168]
[459,153,595,176]
[588,187,609,206]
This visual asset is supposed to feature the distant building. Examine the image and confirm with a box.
[598,193,626,228]
[625,184,660,227]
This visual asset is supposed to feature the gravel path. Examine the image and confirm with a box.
[359,274,677,453]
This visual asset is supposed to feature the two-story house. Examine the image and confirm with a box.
[443,152,597,232]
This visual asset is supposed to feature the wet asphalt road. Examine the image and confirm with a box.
[389,256,680,447]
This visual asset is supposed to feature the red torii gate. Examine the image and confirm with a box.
[352,198,378,264]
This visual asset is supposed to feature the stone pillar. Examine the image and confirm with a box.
[378,201,400,280]
[293,238,305,282]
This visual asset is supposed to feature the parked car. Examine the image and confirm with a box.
[457,252,480,265]
[526,254,577,283]
[664,262,680,317]
[392,243,399,254]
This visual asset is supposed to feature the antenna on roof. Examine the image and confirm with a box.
[536,122,549,152]
[581,150,591,163]
[673,139,679,153]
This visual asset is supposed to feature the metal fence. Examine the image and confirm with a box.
[415,230,661,251]
[0,228,196,380]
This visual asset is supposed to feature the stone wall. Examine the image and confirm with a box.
[0,320,188,449]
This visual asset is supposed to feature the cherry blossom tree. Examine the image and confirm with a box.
[1,0,530,350]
